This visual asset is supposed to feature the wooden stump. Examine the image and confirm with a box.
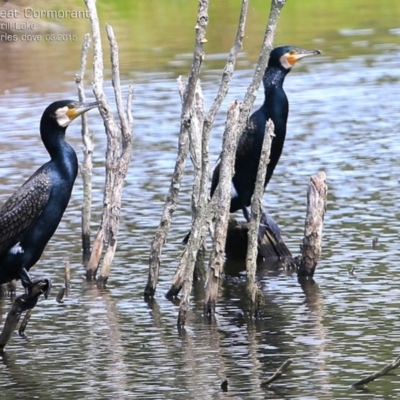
[298,171,327,278]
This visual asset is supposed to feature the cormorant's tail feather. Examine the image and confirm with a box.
[258,213,292,259]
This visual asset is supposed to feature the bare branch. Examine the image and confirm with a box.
[246,119,274,312]
[75,33,93,266]
[204,101,241,316]
[352,356,400,389]
[146,0,209,299]
[84,0,133,285]
[106,24,131,137]
[167,0,249,305]
[204,0,249,131]
[204,0,286,317]
[260,358,293,387]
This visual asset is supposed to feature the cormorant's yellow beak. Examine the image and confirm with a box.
[66,101,99,121]
[286,49,321,66]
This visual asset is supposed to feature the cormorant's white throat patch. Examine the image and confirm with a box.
[55,106,71,128]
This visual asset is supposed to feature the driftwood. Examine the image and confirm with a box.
[75,33,93,267]
[298,171,327,278]
[84,0,134,286]
[351,356,400,389]
[260,358,293,387]
[0,280,50,349]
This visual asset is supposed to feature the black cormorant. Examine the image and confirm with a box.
[211,46,321,222]
[0,100,98,296]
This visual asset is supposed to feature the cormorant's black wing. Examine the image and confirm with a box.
[210,117,258,202]
[0,170,51,256]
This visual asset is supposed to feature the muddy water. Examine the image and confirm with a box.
[0,1,400,399]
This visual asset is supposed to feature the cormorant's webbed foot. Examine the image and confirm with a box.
[18,278,52,313]
[29,277,52,299]
[19,267,52,300]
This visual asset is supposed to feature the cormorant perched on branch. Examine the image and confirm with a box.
[212,46,321,223]
[0,100,98,297]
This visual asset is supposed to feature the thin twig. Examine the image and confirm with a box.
[75,33,93,266]
[64,260,71,294]
[203,0,249,135]
[352,356,400,389]
[260,358,293,387]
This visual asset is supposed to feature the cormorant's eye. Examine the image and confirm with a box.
[67,103,75,109]
[289,49,297,55]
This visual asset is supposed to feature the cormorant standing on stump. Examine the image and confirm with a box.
[211,46,321,223]
[0,100,98,298]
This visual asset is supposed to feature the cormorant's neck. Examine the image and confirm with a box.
[40,124,68,159]
[262,66,290,94]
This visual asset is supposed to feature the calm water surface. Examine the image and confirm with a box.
[1,1,400,399]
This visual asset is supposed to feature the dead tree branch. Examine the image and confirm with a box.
[167,0,249,316]
[75,33,93,267]
[260,358,293,387]
[202,0,286,318]
[154,0,250,305]
[298,171,327,278]
[246,119,274,314]
[146,0,209,299]
[203,101,241,317]
[84,0,133,285]
[352,356,400,389]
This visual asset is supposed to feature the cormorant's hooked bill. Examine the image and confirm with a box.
[271,46,321,70]
[54,100,99,127]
